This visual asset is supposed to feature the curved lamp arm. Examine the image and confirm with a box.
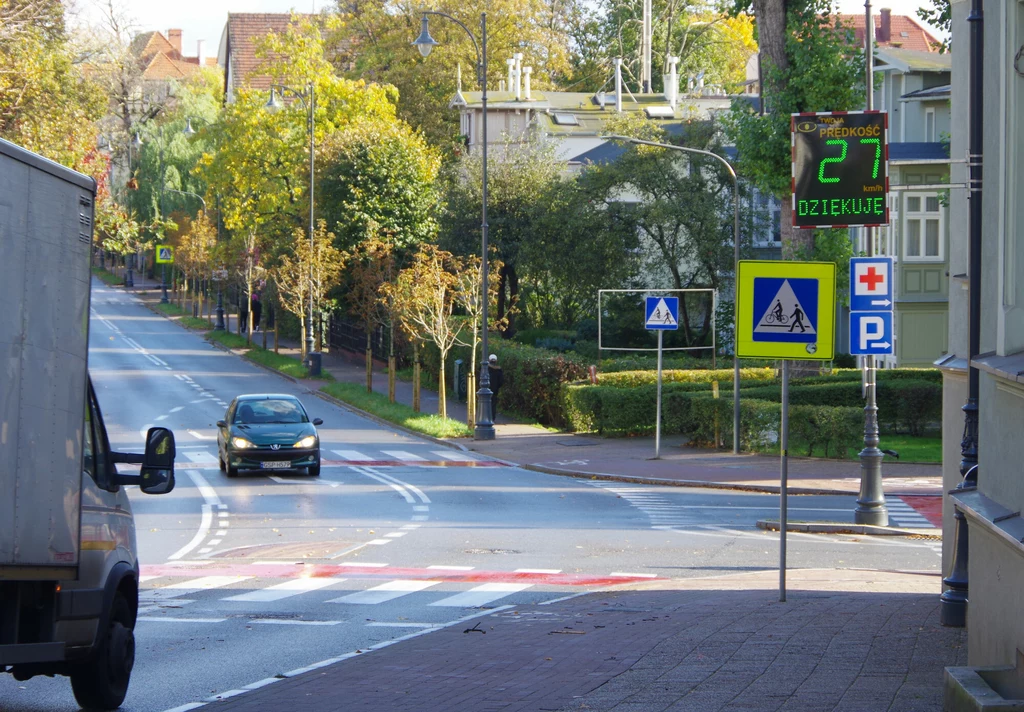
[417,11,484,87]
[602,134,737,181]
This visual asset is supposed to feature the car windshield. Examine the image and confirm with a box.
[234,399,307,424]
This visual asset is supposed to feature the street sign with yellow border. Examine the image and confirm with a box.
[155,245,174,264]
[736,260,836,360]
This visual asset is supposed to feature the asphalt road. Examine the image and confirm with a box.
[0,282,941,712]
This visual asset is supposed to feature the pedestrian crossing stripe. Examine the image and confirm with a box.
[754,279,816,336]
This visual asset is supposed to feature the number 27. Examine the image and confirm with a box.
[817,138,882,183]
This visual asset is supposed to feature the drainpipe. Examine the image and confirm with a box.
[614,58,623,112]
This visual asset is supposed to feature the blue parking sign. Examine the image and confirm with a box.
[850,312,894,355]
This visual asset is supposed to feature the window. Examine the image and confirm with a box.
[552,112,579,126]
[925,108,936,142]
[903,193,943,260]
[83,387,111,488]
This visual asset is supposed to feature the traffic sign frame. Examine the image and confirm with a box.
[155,245,174,264]
[736,260,836,360]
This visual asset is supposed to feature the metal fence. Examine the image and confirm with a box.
[328,314,388,360]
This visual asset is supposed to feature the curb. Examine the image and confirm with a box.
[756,518,942,538]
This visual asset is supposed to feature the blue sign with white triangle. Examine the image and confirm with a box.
[645,296,679,330]
[752,277,819,343]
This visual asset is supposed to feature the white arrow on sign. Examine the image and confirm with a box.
[876,342,891,349]
[871,299,892,307]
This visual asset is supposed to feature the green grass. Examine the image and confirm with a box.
[872,434,942,463]
[91,266,122,286]
[151,302,213,330]
[321,382,473,439]
[204,330,332,381]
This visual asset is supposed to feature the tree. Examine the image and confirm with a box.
[317,118,441,252]
[343,234,395,391]
[389,244,465,419]
[439,137,563,337]
[586,118,752,346]
[332,0,575,144]
[725,0,864,256]
[274,220,345,357]
[451,253,504,425]
[0,0,105,169]
[176,212,217,316]
[916,0,950,51]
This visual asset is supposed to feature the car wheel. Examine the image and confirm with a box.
[226,460,238,478]
[218,450,226,472]
[70,592,134,710]
[308,460,320,477]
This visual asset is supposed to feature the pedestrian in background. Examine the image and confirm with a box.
[251,287,262,333]
[487,354,503,422]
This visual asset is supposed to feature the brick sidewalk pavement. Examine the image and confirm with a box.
[186,570,964,712]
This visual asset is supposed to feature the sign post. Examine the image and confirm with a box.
[155,245,174,305]
[645,295,680,459]
[849,257,894,526]
[736,260,836,601]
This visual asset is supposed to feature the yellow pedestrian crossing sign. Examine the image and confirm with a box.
[736,261,835,360]
[156,245,174,264]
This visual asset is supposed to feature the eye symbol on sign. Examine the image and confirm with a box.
[796,121,817,133]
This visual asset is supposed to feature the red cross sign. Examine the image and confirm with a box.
[849,257,893,312]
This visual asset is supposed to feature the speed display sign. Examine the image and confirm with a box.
[791,111,889,229]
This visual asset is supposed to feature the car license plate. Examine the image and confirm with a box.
[260,461,291,469]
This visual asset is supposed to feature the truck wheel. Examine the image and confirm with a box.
[70,592,134,710]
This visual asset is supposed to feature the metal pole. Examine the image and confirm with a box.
[306,82,316,361]
[655,329,663,458]
[855,0,888,526]
[941,0,983,627]
[475,11,495,440]
[780,359,789,602]
[732,171,741,454]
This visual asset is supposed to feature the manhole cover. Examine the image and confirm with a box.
[463,548,522,555]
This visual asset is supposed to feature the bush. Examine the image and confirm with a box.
[535,337,575,352]
[512,328,576,347]
[598,367,776,388]
[563,381,714,435]
[788,405,863,457]
[688,396,780,451]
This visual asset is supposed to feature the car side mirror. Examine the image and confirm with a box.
[312,418,323,426]
[217,420,227,428]
[140,427,175,495]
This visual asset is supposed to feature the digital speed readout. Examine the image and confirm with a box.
[791,112,889,229]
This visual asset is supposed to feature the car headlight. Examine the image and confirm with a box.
[231,436,255,449]
[293,435,317,449]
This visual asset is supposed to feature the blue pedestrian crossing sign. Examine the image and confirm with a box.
[645,296,679,330]
[156,245,174,264]
[850,312,894,355]
[736,261,836,360]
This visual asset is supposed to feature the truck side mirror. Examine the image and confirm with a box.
[312,418,323,426]
[140,427,175,494]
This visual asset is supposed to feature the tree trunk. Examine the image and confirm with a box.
[506,265,519,338]
[365,331,373,393]
[438,356,447,419]
[413,342,421,413]
[752,0,789,94]
[781,218,814,259]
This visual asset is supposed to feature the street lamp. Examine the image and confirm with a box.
[264,82,317,364]
[604,135,741,453]
[414,11,495,440]
[122,131,144,289]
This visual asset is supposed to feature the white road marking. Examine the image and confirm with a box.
[142,575,253,600]
[366,467,432,503]
[385,532,406,538]
[334,449,372,461]
[515,568,561,574]
[430,583,532,608]
[366,539,392,546]
[349,466,415,503]
[155,415,168,421]
[611,572,658,578]
[401,524,421,530]
[138,616,226,624]
[223,578,342,602]
[366,622,440,629]
[431,450,476,461]
[382,450,426,461]
[207,539,222,546]
[341,562,388,568]
[168,503,212,561]
[427,565,474,571]
[183,451,218,464]
[413,505,429,512]
[328,580,439,605]
[252,619,343,626]
[216,530,227,536]
[187,429,216,440]
[198,547,213,554]
[412,515,429,521]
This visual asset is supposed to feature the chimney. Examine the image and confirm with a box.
[614,58,623,112]
[522,66,532,100]
[196,39,206,67]
[663,56,680,108]
[167,29,182,54]
[879,8,891,43]
[507,58,516,95]
[514,53,524,100]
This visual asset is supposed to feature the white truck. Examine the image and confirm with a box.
[0,138,177,709]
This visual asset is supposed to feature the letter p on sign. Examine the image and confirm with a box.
[860,316,885,350]
[849,312,893,355]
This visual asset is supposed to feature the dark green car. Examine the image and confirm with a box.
[217,394,323,477]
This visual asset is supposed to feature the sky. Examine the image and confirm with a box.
[70,0,946,66]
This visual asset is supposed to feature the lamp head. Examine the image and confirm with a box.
[132,132,143,148]
[183,118,196,135]
[412,15,438,58]
[265,87,284,113]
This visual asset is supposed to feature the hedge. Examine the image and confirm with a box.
[563,381,715,435]
[794,367,942,385]
[597,367,776,388]
[419,340,589,427]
